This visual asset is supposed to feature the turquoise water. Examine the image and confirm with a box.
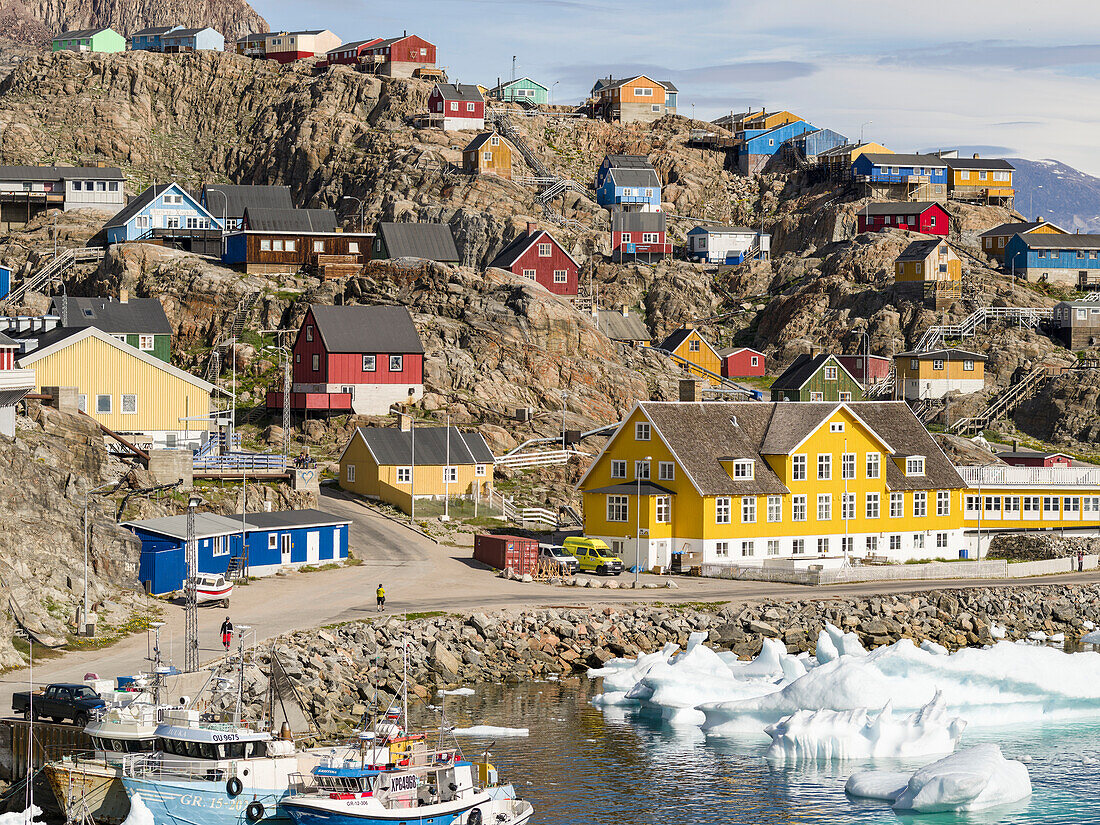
[424,678,1100,824]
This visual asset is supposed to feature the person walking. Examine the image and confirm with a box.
[376,584,386,613]
[220,616,234,651]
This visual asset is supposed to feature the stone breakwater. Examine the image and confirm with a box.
[233,583,1100,740]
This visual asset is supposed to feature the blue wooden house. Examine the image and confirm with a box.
[736,120,815,174]
[103,182,222,244]
[130,26,181,51]
[126,508,351,595]
[851,152,949,202]
[595,155,661,211]
[0,266,9,300]
[1004,233,1100,289]
[162,27,224,52]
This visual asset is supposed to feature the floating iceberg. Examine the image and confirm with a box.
[120,796,154,825]
[438,687,475,696]
[452,725,529,737]
[0,806,44,825]
[1083,630,1100,645]
[764,690,966,762]
[846,744,1031,812]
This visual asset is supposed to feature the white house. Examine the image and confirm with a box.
[686,225,771,264]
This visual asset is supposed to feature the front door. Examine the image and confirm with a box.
[306,531,320,563]
[281,534,292,563]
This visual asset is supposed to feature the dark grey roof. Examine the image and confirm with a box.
[0,332,17,347]
[333,38,384,52]
[0,165,123,183]
[53,27,115,39]
[1015,234,1100,250]
[896,239,950,262]
[860,153,947,167]
[0,388,32,406]
[378,222,459,262]
[660,80,678,92]
[862,201,941,215]
[365,35,409,49]
[595,309,649,342]
[607,167,662,188]
[688,225,757,235]
[611,211,666,233]
[462,132,509,153]
[130,26,178,37]
[49,296,172,335]
[434,83,483,102]
[238,33,267,43]
[164,28,215,38]
[490,229,543,268]
[769,353,847,391]
[308,304,424,354]
[104,184,173,230]
[978,220,1050,238]
[245,208,337,233]
[895,348,987,361]
[945,157,1014,171]
[658,327,711,353]
[203,185,292,218]
[587,481,676,495]
[241,509,350,530]
[355,426,494,466]
[603,154,652,169]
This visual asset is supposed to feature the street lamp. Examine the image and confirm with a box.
[636,455,651,586]
[82,481,115,636]
[859,121,872,143]
[552,81,559,107]
[342,196,365,232]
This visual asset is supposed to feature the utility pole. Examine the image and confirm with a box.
[184,494,203,672]
[410,416,416,523]
[511,55,516,84]
[443,413,451,520]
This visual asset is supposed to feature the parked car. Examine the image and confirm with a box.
[12,683,105,725]
[562,537,623,575]
[538,544,579,574]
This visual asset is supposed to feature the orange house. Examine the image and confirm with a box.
[462,132,514,179]
[591,75,677,123]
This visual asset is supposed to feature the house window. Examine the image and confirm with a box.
[741,497,756,523]
[635,422,650,441]
[121,394,137,414]
[538,243,551,257]
[793,538,805,555]
[839,493,854,520]
[642,233,660,243]
[916,263,923,275]
[715,497,731,524]
[792,454,807,481]
[1023,495,1041,514]
[635,460,650,479]
[268,533,278,550]
[866,536,878,554]
[396,467,411,483]
[890,492,904,518]
[305,325,313,342]
[611,460,627,479]
[212,536,229,557]
[1043,496,1059,514]
[824,366,837,380]
[906,457,926,476]
[313,241,325,252]
[655,496,671,523]
[553,270,568,283]
[889,535,902,552]
[362,355,376,372]
[964,360,974,371]
[810,392,824,401]
[659,461,674,480]
[767,539,780,556]
[522,269,536,279]
[96,394,111,414]
[767,495,782,522]
[466,102,475,112]
[932,359,944,370]
[831,422,845,432]
[910,359,919,370]
[621,233,631,244]
[817,453,831,480]
[866,493,880,519]
[817,493,832,521]
[741,541,755,557]
[260,239,271,251]
[450,102,458,111]
[165,216,180,229]
[841,452,856,479]
[295,353,300,363]
[139,334,154,351]
[914,491,928,517]
[77,394,87,413]
[443,466,457,483]
[272,240,284,252]
[475,464,487,477]
[349,242,359,254]
[715,541,729,558]
[1004,496,1021,514]
[483,152,493,163]
[311,353,321,372]
[814,537,828,555]
[109,182,119,192]
[388,355,404,372]
[914,533,925,550]
[607,495,628,522]
[936,532,948,549]
[490,136,499,146]
[792,495,807,521]
[751,356,759,367]
[866,453,880,479]
[937,491,950,516]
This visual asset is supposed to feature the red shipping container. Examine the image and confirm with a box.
[473,534,539,574]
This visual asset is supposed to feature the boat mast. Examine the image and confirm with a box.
[402,639,408,734]
[234,625,250,725]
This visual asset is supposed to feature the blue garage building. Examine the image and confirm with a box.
[126,509,351,595]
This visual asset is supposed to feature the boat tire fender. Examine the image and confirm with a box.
[468,808,482,825]
[246,801,264,822]
[227,777,243,797]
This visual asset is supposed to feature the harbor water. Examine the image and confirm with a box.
[420,678,1100,825]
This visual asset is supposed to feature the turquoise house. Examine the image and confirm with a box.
[103,182,222,244]
[489,77,549,105]
[51,27,126,53]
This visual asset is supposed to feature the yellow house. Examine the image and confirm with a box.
[577,400,967,570]
[945,156,1015,206]
[339,420,495,514]
[657,327,723,385]
[741,110,803,131]
[978,218,1068,262]
[17,326,220,449]
[895,238,962,306]
[894,349,986,400]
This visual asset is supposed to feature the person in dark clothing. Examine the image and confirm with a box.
[220,617,233,651]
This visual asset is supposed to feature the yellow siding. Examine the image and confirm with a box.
[1029,224,1067,235]
[897,358,984,383]
[895,250,962,284]
[951,169,1013,191]
[28,334,211,436]
[963,487,1100,532]
[672,330,721,384]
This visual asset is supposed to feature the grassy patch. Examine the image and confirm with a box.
[65,607,164,651]
[344,557,363,567]
[672,601,730,613]
[404,611,449,621]
[12,637,65,662]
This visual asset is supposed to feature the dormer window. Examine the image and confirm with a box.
[732,459,754,479]
[906,456,926,477]
[830,422,844,432]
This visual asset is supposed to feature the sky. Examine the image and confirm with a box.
[251,0,1100,175]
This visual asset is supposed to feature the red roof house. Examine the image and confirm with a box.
[267,304,424,415]
[489,223,581,297]
[857,201,948,236]
[360,34,436,78]
[998,451,1073,468]
[323,38,384,67]
[719,347,765,378]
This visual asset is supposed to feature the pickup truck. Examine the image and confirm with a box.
[12,683,105,726]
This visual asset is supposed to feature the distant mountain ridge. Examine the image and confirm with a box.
[1007,158,1100,233]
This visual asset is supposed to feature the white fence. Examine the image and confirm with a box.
[494,448,586,469]
[957,464,1100,488]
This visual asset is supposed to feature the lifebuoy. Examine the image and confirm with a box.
[468,808,483,825]
[226,777,243,797]
[246,802,265,822]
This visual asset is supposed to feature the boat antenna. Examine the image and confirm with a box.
[151,621,165,707]
[234,625,251,725]
[402,638,409,735]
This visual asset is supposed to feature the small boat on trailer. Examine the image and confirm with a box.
[189,573,233,607]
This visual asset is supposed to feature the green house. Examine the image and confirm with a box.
[769,353,864,402]
[488,77,550,106]
[50,296,173,363]
[51,27,126,54]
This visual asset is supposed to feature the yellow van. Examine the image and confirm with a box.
[562,537,624,575]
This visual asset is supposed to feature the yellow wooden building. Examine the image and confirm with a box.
[894,349,986,400]
[979,218,1067,262]
[461,132,514,180]
[945,156,1015,206]
[17,326,221,449]
[741,110,803,131]
[338,420,495,514]
[657,327,723,385]
[577,400,968,570]
[895,238,962,307]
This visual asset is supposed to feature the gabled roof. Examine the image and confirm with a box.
[945,157,1014,171]
[607,167,662,188]
[49,296,172,335]
[17,326,220,394]
[462,132,513,154]
[895,348,987,361]
[611,211,666,233]
[595,74,665,91]
[433,83,484,102]
[660,80,678,92]
[861,201,943,216]
[1015,234,1100,250]
[367,34,430,50]
[306,304,424,354]
[130,26,180,37]
[978,220,1067,238]
[237,33,267,43]
[657,327,719,361]
[377,222,459,262]
[163,28,217,38]
[489,228,581,270]
[602,154,653,169]
[328,38,383,54]
[53,27,116,39]
[718,346,764,358]
[202,184,293,218]
[860,153,947,168]
[105,183,214,230]
[594,309,649,342]
[896,238,951,262]
[0,165,123,183]
[770,353,861,392]
[687,225,758,235]
[244,208,336,233]
[352,426,494,467]
[490,76,548,93]
[0,332,18,348]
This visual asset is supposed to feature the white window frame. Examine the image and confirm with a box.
[792,454,807,481]
[96,394,111,414]
[732,459,754,479]
[937,491,950,516]
[890,492,904,518]
[635,422,651,441]
[538,243,552,257]
[842,493,856,521]
[611,460,627,479]
[792,494,807,522]
[913,491,928,518]
[841,452,856,480]
[715,497,731,524]
[635,460,650,480]
[792,538,805,555]
[866,492,880,519]
[715,541,729,558]
[824,365,838,380]
[346,464,356,483]
[389,355,403,372]
[741,496,756,524]
[866,452,880,479]
[817,493,832,521]
[906,456,926,477]
[362,355,376,372]
[817,453,832,480]
[767,495,782,523]
[658,461,675,481]
[138,334,154,351]
[443,466,458,483]
[607,495,628,522]
[475,464,487,477]
[553,270,568,283]
[655,496,671,524]
[396,466,412,483]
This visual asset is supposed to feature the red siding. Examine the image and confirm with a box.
[292,309,329,384]
[382,35,435,64]
[430,92,484,118]
[858,205,948,236]
[836,355,891,384]
[611,230,670,255]
[509,232,579,296]
[0,349,14,370]
[268,51,314,64]
[721,349,765,378]
[326,352,423,384]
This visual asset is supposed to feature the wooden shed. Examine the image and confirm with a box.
[462,132,515,179]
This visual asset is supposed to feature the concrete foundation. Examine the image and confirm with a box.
[148,449,193,489]
[41,385,79,414]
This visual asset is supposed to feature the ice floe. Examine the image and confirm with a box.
[452,725,529,737]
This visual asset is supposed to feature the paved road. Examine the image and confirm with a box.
[4,486,1100,710]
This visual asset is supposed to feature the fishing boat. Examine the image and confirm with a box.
[189,573,233,607]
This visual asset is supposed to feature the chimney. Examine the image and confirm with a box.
[1013,439,1019,452]
[397,411,412,432]
[972,152,980,159]
[526,222,538,236]
[810,345,821,359]
[1037,216,1044,223]
[620,305,629,318]
[43,315,59,332]
[119,288,129,304]
[679,378,701,402]
[403,29,407,37]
